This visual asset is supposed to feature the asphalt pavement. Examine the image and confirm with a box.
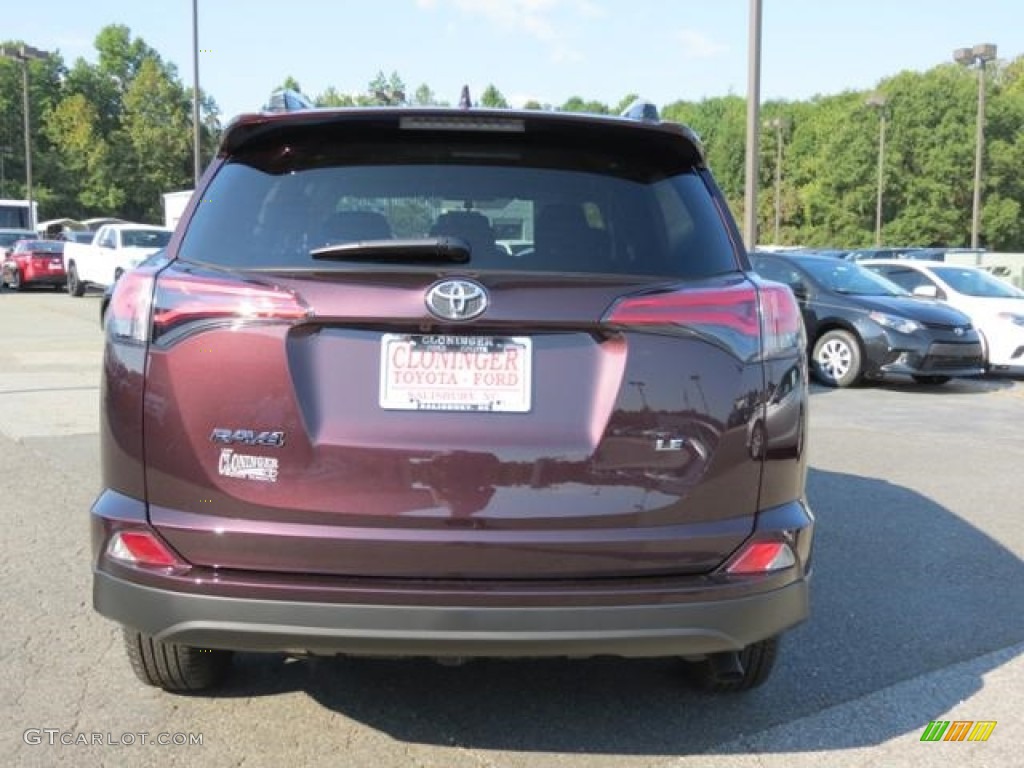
[1,287,1021,768]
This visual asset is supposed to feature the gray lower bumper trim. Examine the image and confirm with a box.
[95,571,808,657]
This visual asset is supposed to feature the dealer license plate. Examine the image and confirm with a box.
[380,334,532,412]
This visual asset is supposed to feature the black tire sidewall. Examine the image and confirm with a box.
[68,265,84,297]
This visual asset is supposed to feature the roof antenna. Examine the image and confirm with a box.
[459,85,472,109]
[620,98,660,122]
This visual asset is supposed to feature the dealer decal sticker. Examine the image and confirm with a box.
[218,449,279,483]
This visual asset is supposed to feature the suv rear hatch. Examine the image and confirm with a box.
[139,110,783,580]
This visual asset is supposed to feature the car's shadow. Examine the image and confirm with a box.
[811,375,1018,396]
[869,375,1018,394]
[205,467,1023,756]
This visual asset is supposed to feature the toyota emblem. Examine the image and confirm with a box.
[425,279,488,321]
[954,326,965,336]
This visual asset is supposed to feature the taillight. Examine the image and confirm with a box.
[152,270,310,344]
[106,530,188,572]
[605,284,760,333]
[724,540,796,574]
[106,270,155,344]
[604,281,804,361]
[759,282,805,357]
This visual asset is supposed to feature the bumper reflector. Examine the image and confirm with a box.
[725,540,796,574]
[107,530,186,570]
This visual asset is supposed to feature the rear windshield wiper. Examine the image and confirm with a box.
[310,237,471,264]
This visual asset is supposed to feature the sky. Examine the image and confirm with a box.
[6,1,1024,121]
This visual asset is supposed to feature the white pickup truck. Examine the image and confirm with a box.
[64,223,172,296]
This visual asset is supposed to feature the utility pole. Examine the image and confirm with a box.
[0,44,50,228]
[743,0,763,250]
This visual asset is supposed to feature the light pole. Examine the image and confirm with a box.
[0,44,50,229]
[192,0,202,188]
[764,117,786,244]
[0,145,12,197]
[866,93,887,247]
[954,43,997,249]
[743,0,763,249]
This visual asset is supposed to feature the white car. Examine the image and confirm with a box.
[63,223,172,295]
[864,260,1024,373]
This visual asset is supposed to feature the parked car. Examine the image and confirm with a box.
[64,230,96,245]
[863,260,1024,374]
[92,99,815,694]
[1,238,66,291]
[37,217,90,241]
[750,251,985,386]
[801,248,851,260]
[843,247,924,261]
[64,223,172,296]
[897,247,986,263]
[0,228,37,259]
[82,217,128,231]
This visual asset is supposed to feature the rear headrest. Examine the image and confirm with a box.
[429,211,496,254]
[324,211,393,242]
[534,203,611,268]
[535,204,594,253]
[536,204,590,239]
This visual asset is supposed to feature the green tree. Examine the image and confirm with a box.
[412,83,437,106]
[93,24,158,88]
[316,86,356,107]
[559,96,609,114]
[44,93,121,215]
[664,96,748,219]
[877,66,980,247]
[480,84,509,108]
[39,25,219,221]
[277,75,303,93]
[120,56,193,221]
[367,70,406,105]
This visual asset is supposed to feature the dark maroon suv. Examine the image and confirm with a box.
[92,99,814,693]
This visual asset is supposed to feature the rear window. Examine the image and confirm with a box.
[21,240,63,253]
[179,128,739,279]
[123,229,172,248]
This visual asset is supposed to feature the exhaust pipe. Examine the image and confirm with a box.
[709,651,745,683]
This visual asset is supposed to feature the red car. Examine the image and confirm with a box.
[1,239,66,290]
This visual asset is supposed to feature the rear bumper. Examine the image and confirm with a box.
[94,569,809,658]
[24,269,66,285]
[91,491,813,658]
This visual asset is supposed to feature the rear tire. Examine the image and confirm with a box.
[68,263,85,297]
[8,269,21,291]
[811,330,862,387]
[122,628,232,692]
[912,375,951,386]
[683,636,780,693]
